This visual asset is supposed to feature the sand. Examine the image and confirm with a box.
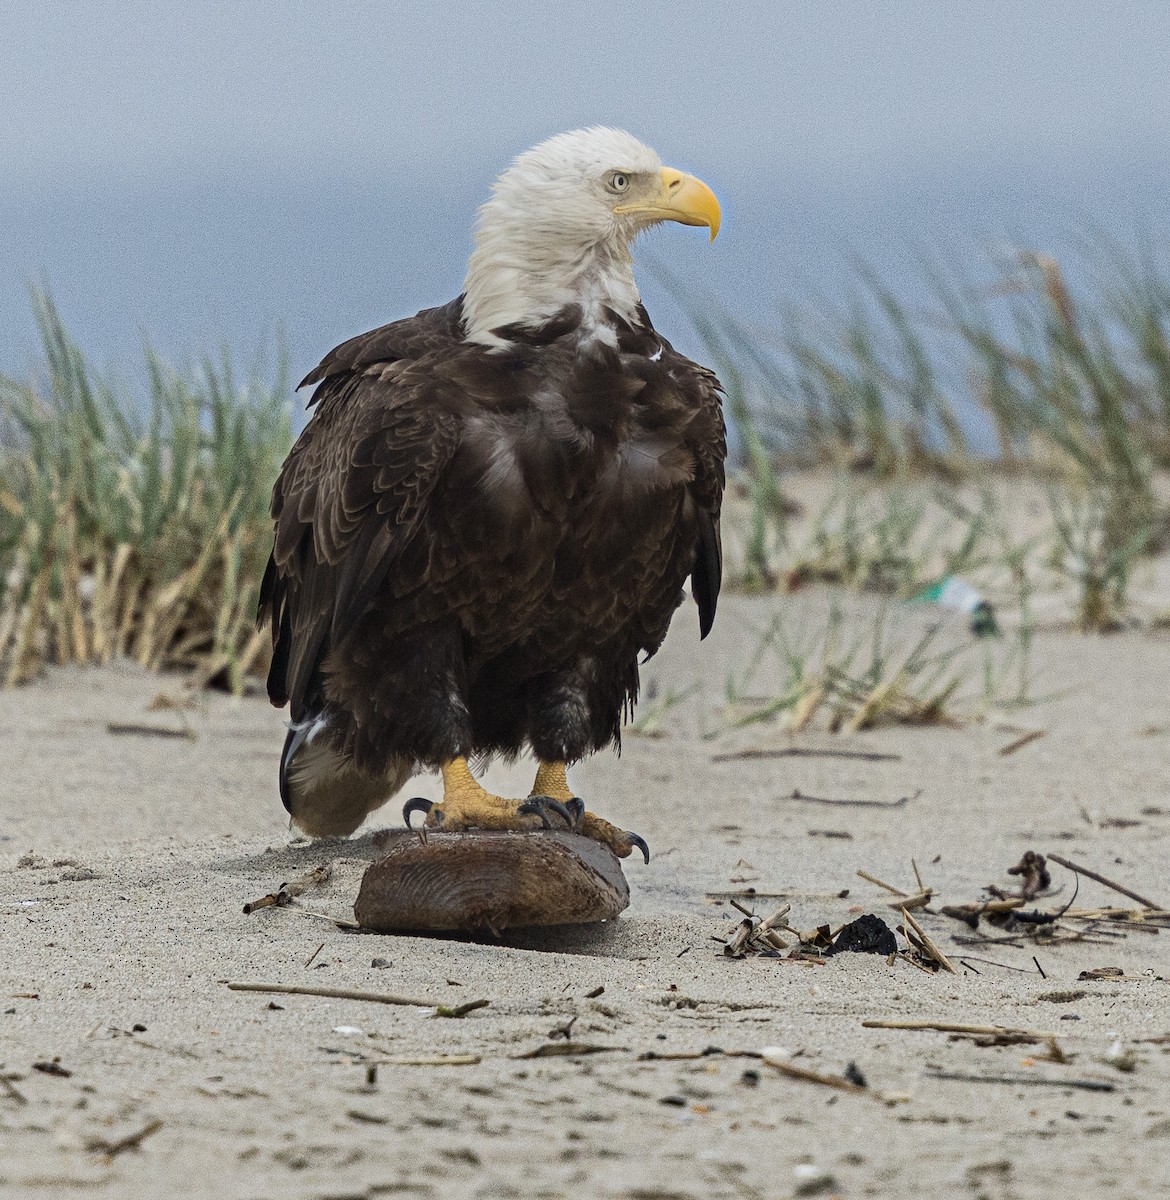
[3,588,1170,1200]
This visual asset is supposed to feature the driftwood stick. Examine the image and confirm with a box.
[226,981,485,1010]
[926,1070,1114,1093]
[997,729,1046,756]
[106,722,194,741]
[765,1059,868,1094]
[711,747,901,763]
[900,907,957,974]
[789,790,911,809]
[0,1072,28,1106]
[435,999,491,1019]
[243,865,334,915]
[1047,854,1163,911]
[889,890,933,911]
[87,1118,164,1157]
[857,870,909,897]
[862,1019,1061,1037]
[373,1053,482,1067]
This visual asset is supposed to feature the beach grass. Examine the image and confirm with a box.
[0,290,291,690]
[694,243,1170,629]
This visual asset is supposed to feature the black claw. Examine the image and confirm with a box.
[627,832,651,864]
[519,794,575,829]
[402,796,434,828]
[563,797,585,826]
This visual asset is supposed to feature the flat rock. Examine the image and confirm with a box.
[354,829,630,934]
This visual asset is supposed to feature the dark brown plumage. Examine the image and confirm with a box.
[257,128,726,847]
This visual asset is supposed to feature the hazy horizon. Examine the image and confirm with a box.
[3,1,1169,394]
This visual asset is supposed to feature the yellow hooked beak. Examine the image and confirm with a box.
[614,167,721,242]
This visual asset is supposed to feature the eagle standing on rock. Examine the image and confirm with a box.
[259,128,726,861]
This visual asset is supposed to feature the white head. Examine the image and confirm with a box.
[462,127,720,346]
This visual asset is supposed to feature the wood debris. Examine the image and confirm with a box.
[225,981,490,1011]
[926,1069,1115,1093]
[242,864,333,914]
[373,1054,481,1067]
[1047,853,1164,911]
[86,1118,164,1159]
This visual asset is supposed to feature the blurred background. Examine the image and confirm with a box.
[3,0,1169,383]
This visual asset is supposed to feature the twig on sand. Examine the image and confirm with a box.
[284,907,362,931]
[87,1118,164,1158]
[859,865,938,914]
[763,1055,909,1104]
[434,999,491,1019]
[106,722,195,741]
[1047,854,1163,911]
[997,729,1046,756]
[787,789,914,809]
[0,1071,28,1105]
[857,870,910,897]
[516,1043,623,1059]
[765,1058,867,1094]
[243,865,334,914]
[953,955,1036,973]
[925,1070,1114,1093]
[374,1054,481,1067]
[225,981,489,1012]
[862,1018,1061,1038]
[712,747,902,763]
[899,908,957,974]
[304,942,325,969]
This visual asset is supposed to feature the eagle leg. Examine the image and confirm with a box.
[405,757,573,834]
[529,761,651,864]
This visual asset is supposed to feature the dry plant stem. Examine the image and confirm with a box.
[242,865,333,915]
[711,747,901,763]
[957,955,1037,973]
[286,908,362,930]
[516,1043,622,1059]
[1048,853,1163,910]
[764,1058,903,1101]
[372,1054,481,1067]
[435,999,491,1019]
[857,870,909,897]
[901,907,957,973]
[889,890,932,912]
[789,790,911,809]
[863,1019,1062,1037]
[106,722,195,740]
[926,1070,1114,1093]
[226,981,486,1010]
[998,729,1046,756]
[88,1118,164,1158]
[0,1072,28,1106]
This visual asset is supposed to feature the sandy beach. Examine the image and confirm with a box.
[3,585,1169,1200]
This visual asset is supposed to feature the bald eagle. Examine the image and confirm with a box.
[259,128,726,860]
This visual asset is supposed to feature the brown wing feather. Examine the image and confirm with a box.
[668,349,726,639]
[259,318,464,719]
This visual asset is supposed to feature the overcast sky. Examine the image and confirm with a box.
[2,1,1169,383]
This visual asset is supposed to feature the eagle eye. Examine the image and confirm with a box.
[607,172,630,193]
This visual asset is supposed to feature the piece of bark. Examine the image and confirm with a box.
[355,830,630,934]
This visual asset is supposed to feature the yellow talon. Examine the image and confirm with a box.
[528,760,649,862]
